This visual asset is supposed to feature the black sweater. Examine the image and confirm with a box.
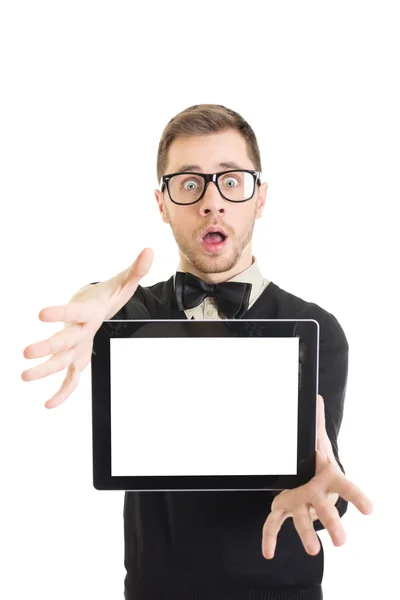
[94,276,349,600]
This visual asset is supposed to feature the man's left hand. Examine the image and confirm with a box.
[262,394,374,559]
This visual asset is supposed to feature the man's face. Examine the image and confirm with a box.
[154,128,268,280]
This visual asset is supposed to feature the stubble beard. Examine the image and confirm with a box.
[169,210,257,275]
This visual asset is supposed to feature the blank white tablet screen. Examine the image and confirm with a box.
[110,336,299,476]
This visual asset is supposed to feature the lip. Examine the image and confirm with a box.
[200,226,228,240]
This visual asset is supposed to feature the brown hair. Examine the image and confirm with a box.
[156,104,262,184]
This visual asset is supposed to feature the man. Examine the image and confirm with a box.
[22,104,373,600]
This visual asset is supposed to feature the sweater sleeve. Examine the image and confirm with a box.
[312,309,349,531]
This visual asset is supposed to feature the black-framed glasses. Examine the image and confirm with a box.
[160,169,262,205]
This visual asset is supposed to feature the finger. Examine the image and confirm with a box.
[21,347,76,382]
[105,249,154,319]
[317,394,324,439]
[22,323,85,362]
[122,248,154,285]
[45,362,81,409]
[292,504,321,555]
[317,395,333,448]
[262,509,289,559]
[44,339,93,408]
[311,494,346,547]
[107,248,155,302]
[332,475,374,515]
[38,300,102,325]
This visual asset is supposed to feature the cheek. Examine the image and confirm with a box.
[169,214,194,238]
[175,212,198,234]
[234,208,253,229]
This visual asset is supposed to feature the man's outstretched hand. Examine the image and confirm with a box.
[262,394,374,559]
[21,248,153,409]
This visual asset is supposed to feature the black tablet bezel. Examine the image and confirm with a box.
[92,319,319,491]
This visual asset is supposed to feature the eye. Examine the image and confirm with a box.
[223,176,239,188]
[182,178,201,191]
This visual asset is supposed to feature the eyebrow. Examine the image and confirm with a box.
[172,161,242,173]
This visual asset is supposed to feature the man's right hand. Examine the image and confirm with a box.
[21,248,153,409]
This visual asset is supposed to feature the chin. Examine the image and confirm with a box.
[192,252,241,275]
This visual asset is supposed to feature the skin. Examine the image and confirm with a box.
[154,128,268,282]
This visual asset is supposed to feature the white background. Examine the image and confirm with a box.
[2,1,399,598]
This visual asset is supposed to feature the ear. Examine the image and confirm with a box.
[154,189,170,224]
[255,182,268,219]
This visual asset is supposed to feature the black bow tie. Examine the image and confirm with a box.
[175,271,252,319]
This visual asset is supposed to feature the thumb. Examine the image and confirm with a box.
[316,394,334,457]
[100,248,154,321]
[124,248,154,286]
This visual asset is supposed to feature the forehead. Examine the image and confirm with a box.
[166,128,254,173]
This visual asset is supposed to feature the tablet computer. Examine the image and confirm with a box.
[91,319,319,492]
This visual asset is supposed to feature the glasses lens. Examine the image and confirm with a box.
[217,171,255,201]
[168,171,255,204]
[169,173,205,204]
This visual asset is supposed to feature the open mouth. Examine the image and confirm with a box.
[201,231,228,251]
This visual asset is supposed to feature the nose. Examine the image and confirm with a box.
[198,180,226,216]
